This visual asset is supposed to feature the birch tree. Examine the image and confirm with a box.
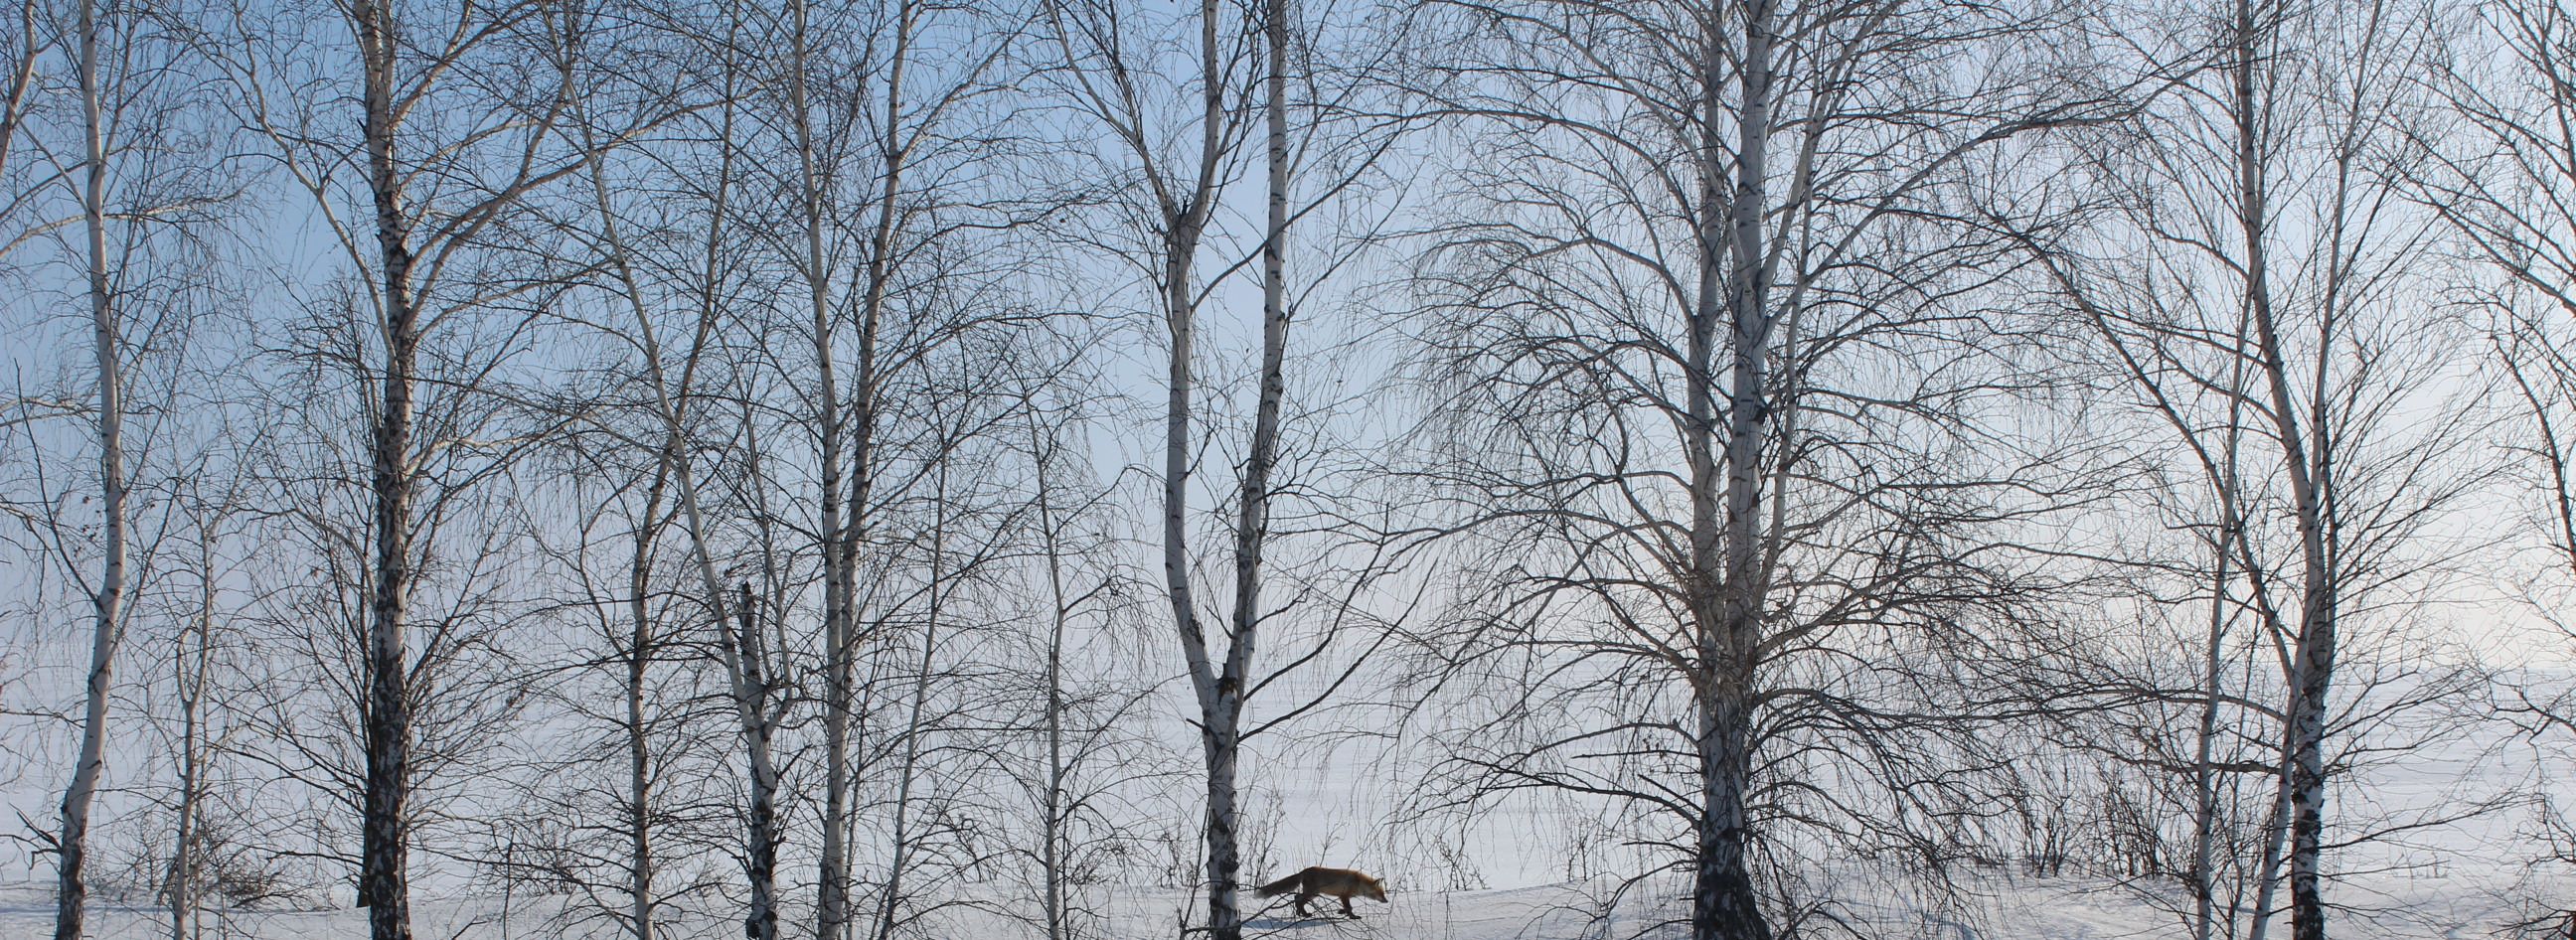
[0,0,233,932]
[149,422,266,940]
[208,0,606,932]
[1013,375,1128,940]
[562,11,788,931]
[716,3,1030,932]
[1394,1,2117,936]
[2018,0,2490,936]
[2409,4,2576,923]
[53,0,130,931]
[498,5,751,934]
[1037,2,1290,936]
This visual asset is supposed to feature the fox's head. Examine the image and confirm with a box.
[1361,875,1388,902]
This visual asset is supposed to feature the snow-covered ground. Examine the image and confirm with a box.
[7,671,2569,940]
[1,864,2557,940]
[6,758,2567,940]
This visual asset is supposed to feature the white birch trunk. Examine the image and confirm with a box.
[622,463,668,940]
[780,1,858,929]
[603,76,778,940]
[55,2,125,933]
[2224,1,2338,933]
[724,583,784,940]
[568,53,671,940]
[1159,1,1238,937]
[1688,3,1775,938]
[351,0,420,934]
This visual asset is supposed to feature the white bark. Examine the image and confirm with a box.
[1687,1,1777,936]
[350,0,419,933]
[803,6,924,931]
[1125,0,1256,935]
[782,0,859,927]
[566,38,670,940]
[0,0,42,256]
[55,0,125,932]
[611,79,779,940]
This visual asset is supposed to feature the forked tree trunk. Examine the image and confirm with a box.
[1158,0,1235,937]
[1168,0,1291,935]
[1688,2,1776,938]
[2222,0,2338,935]
[571,34,752,932]
[613,87,778,934]
[1162,213,1236,935]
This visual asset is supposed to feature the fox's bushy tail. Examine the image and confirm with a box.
[1255,871,1303,897]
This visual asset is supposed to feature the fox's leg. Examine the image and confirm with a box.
[1340,896,1357,918]
[1293,892,1313,917]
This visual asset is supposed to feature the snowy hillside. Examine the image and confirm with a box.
[6,682,2569,940]
[2,864,2560,940]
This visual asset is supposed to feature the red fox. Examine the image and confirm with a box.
[1255,866,1389,918]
